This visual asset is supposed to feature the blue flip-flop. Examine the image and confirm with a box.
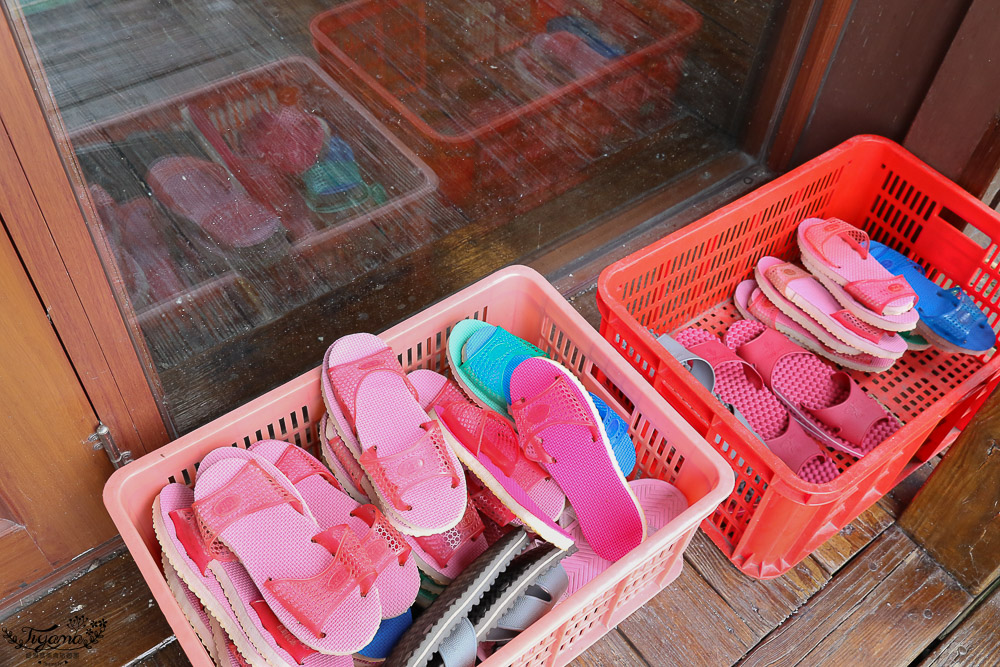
[869,242,994,353]
[590,393,636,476]
[358,609,413,662]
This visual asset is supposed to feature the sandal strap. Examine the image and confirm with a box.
[803,218,870,265]
[358,421,461,512]
[466,474,517,526]
[428,379,470,410]
[510,374,601,465]
[327,347,417,433]
[681,337,765,391]
[274,445,340,489]
[923,288,990,344]
[325,431,367,492]
[168,508,238,576]
[829,309,885,343]
[250,599,317,664]
[192,459,304,555]
[803,373,890,448]
[763,416,825,476]
[440,402,520,475]
[413,501,485,568]
[733,327,808,388]
[350,504,413,568]
[265,525,376,637]
[845,275,917,314]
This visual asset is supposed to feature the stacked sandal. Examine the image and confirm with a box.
[154,322,690,666]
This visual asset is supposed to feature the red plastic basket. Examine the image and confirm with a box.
[597,135,1000,579]
[104,266,733,666]
[310,0,700,212]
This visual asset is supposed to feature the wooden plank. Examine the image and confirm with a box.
[880,456,939,518]
[571,629,649,667]
[0,554,174,667]
[791,0,970,165]
[0,18,170,455]
[616,563,756,667]
[742,527,972,666]
[921,586,1000,666]
[905,0,1000,187]
[682,530,829,640]
[899,388,1000,595]
[134,639,191,666]
[810,502,895,575]
[0,523,53,602]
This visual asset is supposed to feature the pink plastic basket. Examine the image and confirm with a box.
[104,265,732,666]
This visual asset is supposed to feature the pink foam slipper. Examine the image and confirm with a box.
[248,440,420,618]
[735,279,896,373]
[509,357,645,562]
[323,333,467,536]
[161,553,216,663]
[559,479,687,601]
[797,218,917,316]
[725,320,900,458]
[407,369,571,549]
[153,482,351,665]
[318,413,368,504]
[755,257,907,358]
[192,449,381,654]
[674,328,840,483]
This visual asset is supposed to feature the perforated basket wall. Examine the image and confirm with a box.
[597,135,1000,578]
[104,265,732,666]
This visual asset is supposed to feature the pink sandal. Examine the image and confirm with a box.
[797,218,917,316]
[407,369,572,549]
[323,334,467,536]
[735,279,895,373]
[153,481,351,664]
[675,328,840,483]
[161,553,216,663]
[192,448,381,654]
[755,257,907,358]
[509,358,645,562]
[559,479,687,601]
[318,413,369,504]
[725,320,900,458]
[248,441,420,618]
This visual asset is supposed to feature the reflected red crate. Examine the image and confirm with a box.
[311,0,700,213]
[597,135,1000,578]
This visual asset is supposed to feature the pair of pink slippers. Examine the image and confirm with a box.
[676,320,900,482]
[322,334,469,538]
[154,440,421,661]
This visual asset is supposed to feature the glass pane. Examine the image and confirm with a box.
[3,0,786,435]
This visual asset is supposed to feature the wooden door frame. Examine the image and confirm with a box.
[0,1,828,458]
[0,10,169,457]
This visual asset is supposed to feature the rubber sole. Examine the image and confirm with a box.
[384,528,530,667]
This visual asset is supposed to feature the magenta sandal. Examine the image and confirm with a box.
[797,218,917,316]
[735,279,896,373]
[192,448,381,654]
[675,328,840,484]
[323,334,467,536]
[509,358,645,562]
[153,481,351,665]
[407,369,571,549]
[247,441,420,618]
[725,320,900,458]
[756,257,907,359]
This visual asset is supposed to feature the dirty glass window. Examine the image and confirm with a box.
[3,0,784,434]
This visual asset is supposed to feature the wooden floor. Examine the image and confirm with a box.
[1,456,997,667]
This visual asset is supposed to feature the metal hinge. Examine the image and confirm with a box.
[90,423,133,469]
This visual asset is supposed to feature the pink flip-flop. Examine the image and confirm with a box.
[153,481,351,665]
[147,156,281,249]
[755,257,907,358]
[674,328,840,484]
[161,553,217,663]
[797,218,917,316]
[734,279,896,373]
[407,369,571,550]
[192,448,381,654]
[724,320,901,458]
[509,358,645,562]
[323,334,467,536]
[247,440,420,618]
[318,413,368,504]
[559,479,687,602]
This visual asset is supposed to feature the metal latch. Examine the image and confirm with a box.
[90,423,133,469]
